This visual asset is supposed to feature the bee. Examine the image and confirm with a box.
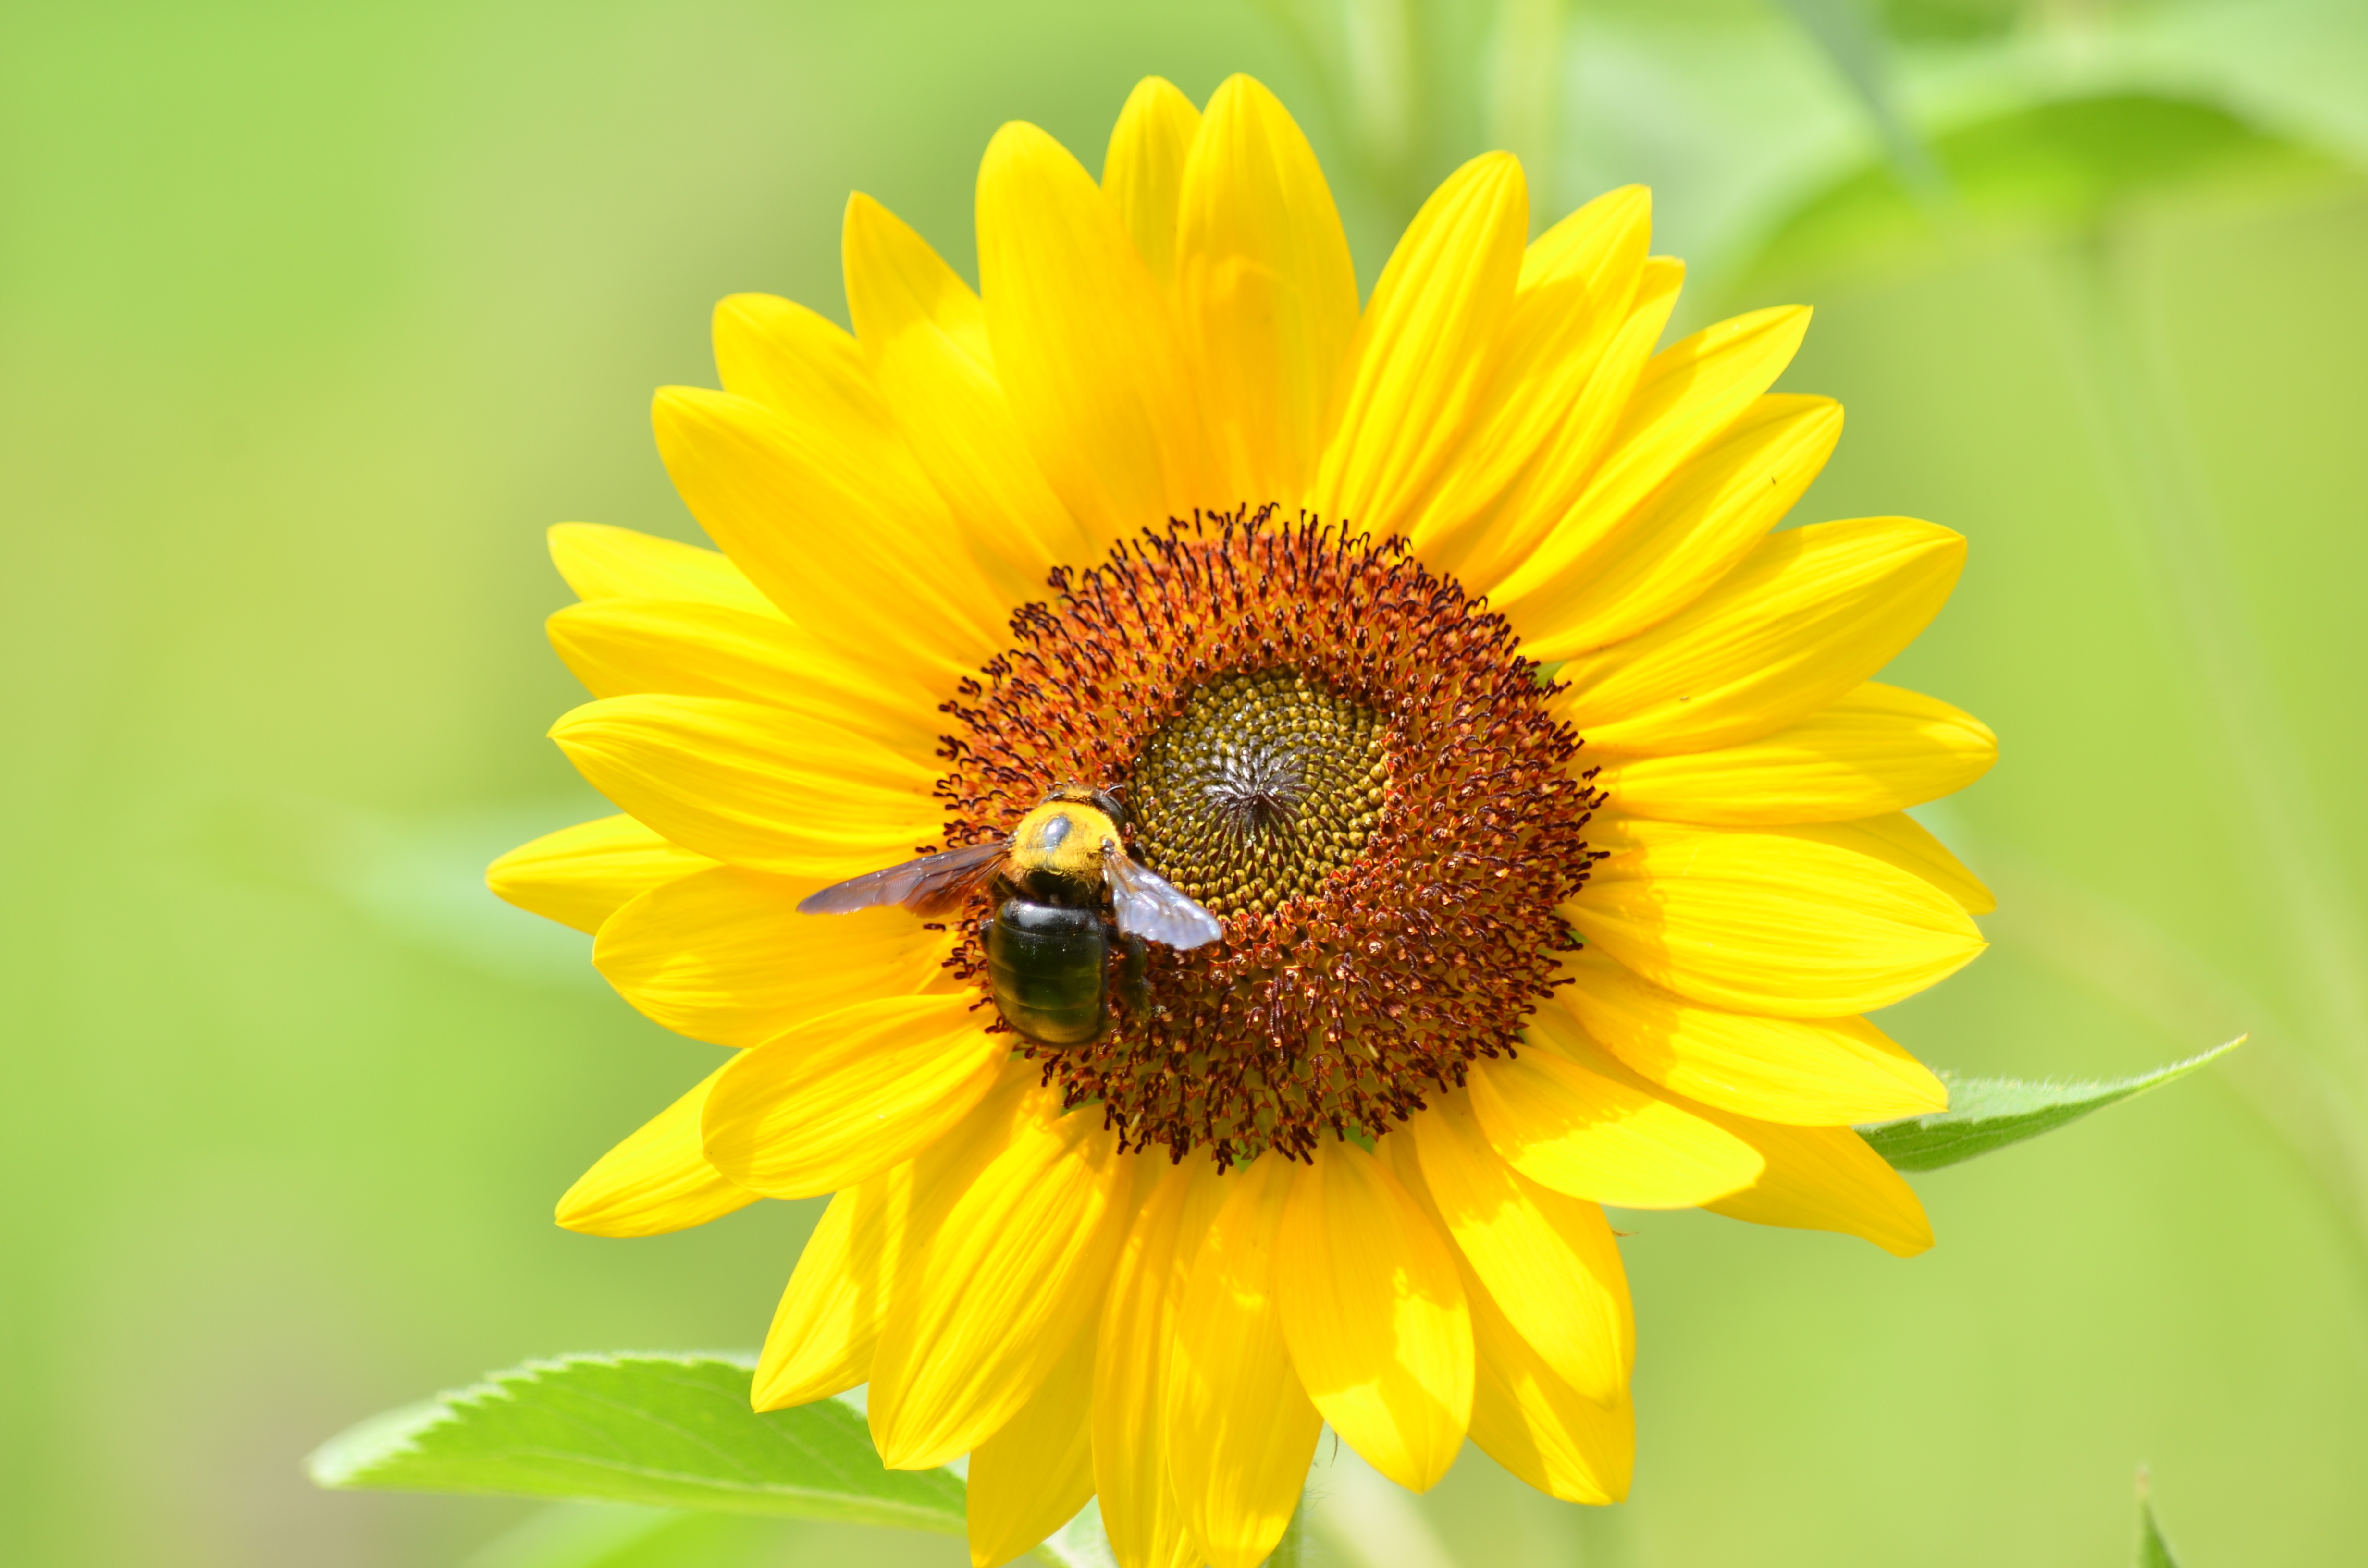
[796,784,1222,1046]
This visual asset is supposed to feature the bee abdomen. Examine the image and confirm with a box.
[986,900,1109,1046]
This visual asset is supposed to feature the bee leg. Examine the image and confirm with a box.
[1118,931,1149,1016]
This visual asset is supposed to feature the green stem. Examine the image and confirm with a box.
[1770,0,1950,208]
[2052,222,2368,1228]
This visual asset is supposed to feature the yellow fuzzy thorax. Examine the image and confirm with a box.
[1009,801,1118,881]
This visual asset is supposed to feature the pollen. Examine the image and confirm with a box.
[936,505,1605,1166]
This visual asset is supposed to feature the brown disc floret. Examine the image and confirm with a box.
[935,505,1604,1166]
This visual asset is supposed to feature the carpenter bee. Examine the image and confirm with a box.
[795,784,1222,1046]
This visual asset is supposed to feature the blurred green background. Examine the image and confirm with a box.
[7,0,2368,1564]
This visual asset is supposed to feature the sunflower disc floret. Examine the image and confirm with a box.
[937,506,1604,1164]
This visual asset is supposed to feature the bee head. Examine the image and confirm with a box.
[1043,781,1129,832]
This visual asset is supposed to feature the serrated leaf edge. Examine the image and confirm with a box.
[313,1353,1147,1563]
[308,1350,763,1489]
[309,1352,978,1537]
[1857,1037,2243,1172]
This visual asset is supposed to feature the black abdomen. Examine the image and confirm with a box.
[986,900,1108,1046]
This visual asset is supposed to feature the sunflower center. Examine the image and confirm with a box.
[1130,670,1387,919]
[936,505,1603,1166]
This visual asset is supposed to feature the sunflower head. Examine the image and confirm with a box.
[494,71,1993,1568]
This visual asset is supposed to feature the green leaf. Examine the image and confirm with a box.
[1858,1038,2241,1172]
[1746,91,2337,286]
[2136,1468,2180,1568]
[308,1354,966,1534]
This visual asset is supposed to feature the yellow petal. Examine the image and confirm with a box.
[486,814,715,935]
[1167,1154,1323,1568]
[548,693,938,881]
[1570,820,1986,1016]
[755,1164,910,1408]
[1429,257,1682,592]
[1389,1134,1632,1499]
[1520,185,1652,290]
[754,1062,1040,1410]
[1404,1095,1631,1404]
[1770,811,1996,915]
[868,1097,1132,1469]
[555,1065,757,1237]
[1596,680,1996,826]
[652,385,1006,683]
[1487,304,1811,602]
[1128,1510,1198,1568]
[967,1319,1098,1568]
[1313,153,1528,538]
[546,597,946,758]
[1463,1257,1634,1504]
[1410,187,1653,578]
[702,993,1004,1200]
[1102,77,1202,289]
[594,866,946,1047]
[546,522,781,617]
[712,291,877,428]
[842,194,1098,593]
[1096,1159,1225,1568]
[842,191,993,377]
[1702,1114,1935,1257]
[1468,1011,1765,1207]
[1175,74,1360,504]
[1559,947,1946,1125]
[1275,1143,1471,1492]
[978,121,1206,547]
[1555,517,1967,756]
[1560,305,1809,548]
[1502,395,1842,658]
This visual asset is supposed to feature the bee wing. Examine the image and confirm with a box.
[1103,845,1223,950]
[796,840,1009,918]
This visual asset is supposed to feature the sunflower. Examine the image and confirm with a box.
[490,74,1993,1568]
